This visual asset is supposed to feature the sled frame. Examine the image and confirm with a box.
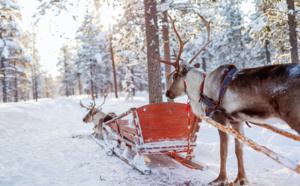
[103,103,202,171]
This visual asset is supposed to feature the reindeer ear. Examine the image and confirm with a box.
[193,63,200,69]
[181,65,189,75]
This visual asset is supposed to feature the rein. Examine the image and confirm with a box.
[199,68,237,119]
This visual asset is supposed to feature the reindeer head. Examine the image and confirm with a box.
[80,93,108,123]
[155,14,211,99]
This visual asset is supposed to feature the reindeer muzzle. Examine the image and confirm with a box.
[166,90,175,99]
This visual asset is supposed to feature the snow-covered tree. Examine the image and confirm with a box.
[76,11,112,97]
[41,72,56,98]
[205,0,253,69]
[0,0,31,103]
[250,0,299,64]
[57,45,76,97]
[20,28,44,102]
[113,0,148,95]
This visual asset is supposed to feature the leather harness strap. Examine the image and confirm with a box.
[199,68,237,119]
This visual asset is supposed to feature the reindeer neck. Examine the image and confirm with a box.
[184,69,206,104]
[92,109,106,123]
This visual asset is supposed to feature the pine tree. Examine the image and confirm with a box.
[57,45,75,97]
[250,0,299,64]
[76,11,112,97]
[209,0,253,68]
[21,29,43,101]
[112,0,149,97]
[0,0,31,102]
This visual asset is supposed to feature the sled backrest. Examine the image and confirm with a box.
[136,103,198,144]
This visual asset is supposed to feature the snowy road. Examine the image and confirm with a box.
[0,93,299,185]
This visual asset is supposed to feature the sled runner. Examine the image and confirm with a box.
[99,102,202,174]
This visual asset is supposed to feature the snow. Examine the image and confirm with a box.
[0,39,4,48]
[278,3,288,11]
[95,53,102,64]
[5,0,11,9]
[22,55,31,63]
[2,46,9,59]
[0,92,300,185]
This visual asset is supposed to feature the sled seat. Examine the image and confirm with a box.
[104,102,200,157]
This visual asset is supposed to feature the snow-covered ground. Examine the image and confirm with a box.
[0,92,299,186]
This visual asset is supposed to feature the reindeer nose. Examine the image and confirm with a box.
[166,91,174,99]
[83,119,86,122]
[166,90,170,97]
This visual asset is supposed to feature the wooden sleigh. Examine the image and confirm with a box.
[97,102,202,174]
[91,102,300,175]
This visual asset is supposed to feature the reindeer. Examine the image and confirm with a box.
[155,14,300,186]
[80,93,116,139]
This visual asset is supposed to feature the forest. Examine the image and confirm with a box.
[0,0,299,103]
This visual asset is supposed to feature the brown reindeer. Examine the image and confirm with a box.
[155,14,300,185]
[80,93,116,139]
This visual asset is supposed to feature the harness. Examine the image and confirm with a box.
[199,68,237,119]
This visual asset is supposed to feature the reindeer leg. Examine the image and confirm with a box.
[230,122,249,186]
[209,129,229,186]
[96,119,104,140]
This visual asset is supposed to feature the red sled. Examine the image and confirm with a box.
[101,102,202,174]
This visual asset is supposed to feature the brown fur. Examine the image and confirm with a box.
[166,63,300,185]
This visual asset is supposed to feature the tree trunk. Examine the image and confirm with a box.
[1,58,7,103]
[45,77,49,98]
[265,39,271,65]
[31,63,38,102]
[144,0,162,104]
[63,47,69,97]
[109,35,118,98]
[77,73,81,95]
[14,61,18,102]
[90,63,94,97]
[34,68,38,101]
[130,67,135,96]
[287,0,299,63]
[162,0,173,103]
[32,36,38,102]
[202,57,207,72]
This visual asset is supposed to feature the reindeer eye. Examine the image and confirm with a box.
[173,73,178,80]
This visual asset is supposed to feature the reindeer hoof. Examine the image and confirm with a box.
[208,180,228,186]
[229,178,249,186]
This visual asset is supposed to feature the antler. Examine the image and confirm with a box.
[154,15,189,71]
[188,14,212,64]
[80,94,97,111]
[96,92,108,109]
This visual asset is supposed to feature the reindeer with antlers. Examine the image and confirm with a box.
[155,14,300,185]
[80,93,117,139]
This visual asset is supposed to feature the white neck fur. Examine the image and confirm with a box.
[184,68,207,117]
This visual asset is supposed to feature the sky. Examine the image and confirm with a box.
[19,0,120,77]
[18,0,255,78]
